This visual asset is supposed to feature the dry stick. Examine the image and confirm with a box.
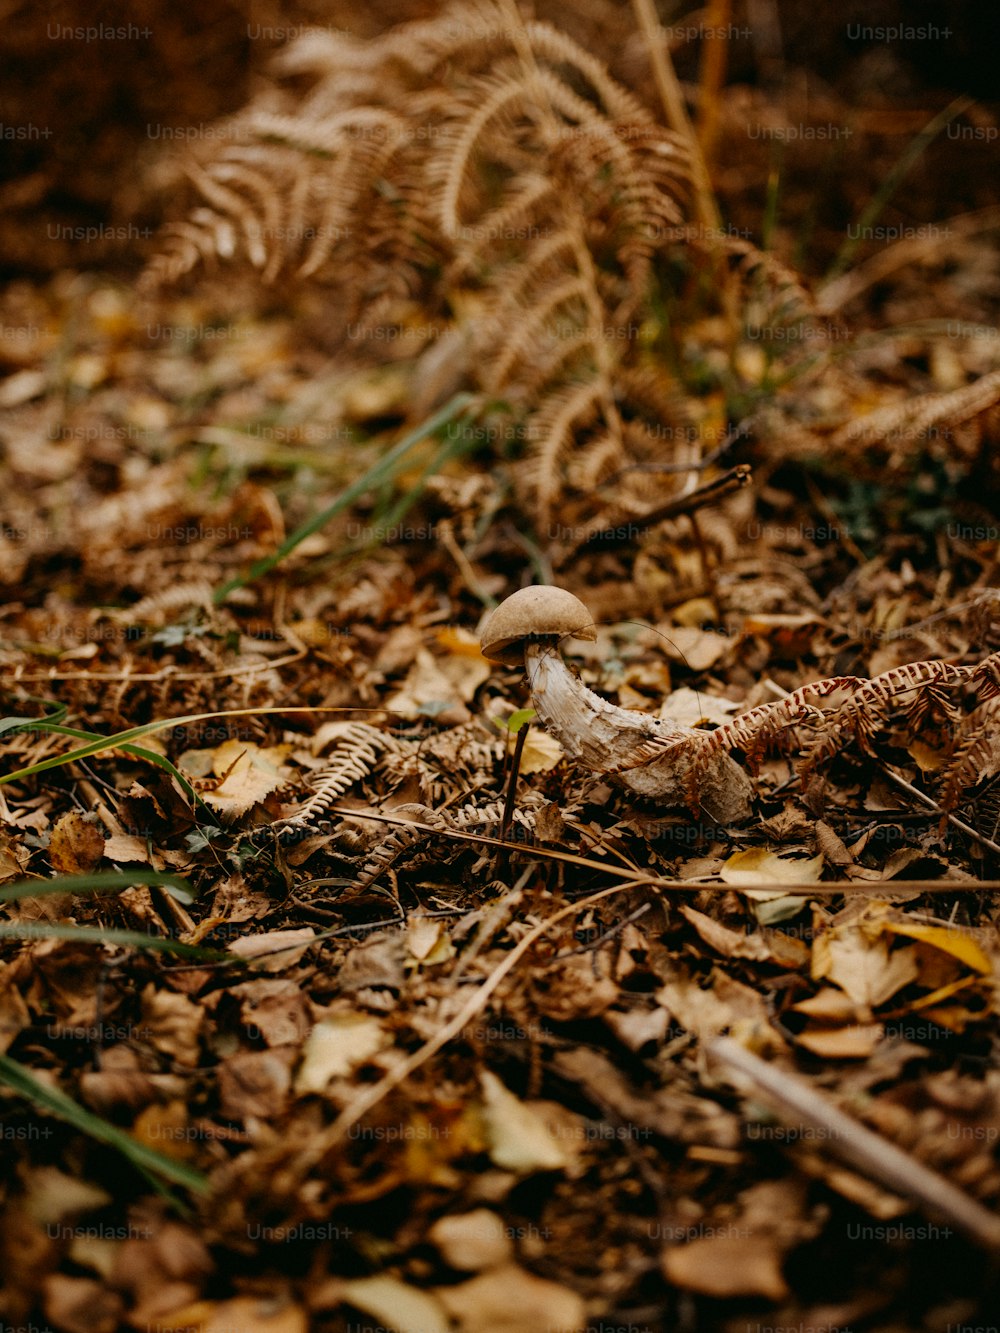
[326,802,1000,894]
[295,880,637,1169]
[696,0,731,173]
[8,651,306,684]
[501,724,530,842]
[880,764,1000,860]
[631,0,720,234]
[708,1036,1000,1250]
[578,463,752,552]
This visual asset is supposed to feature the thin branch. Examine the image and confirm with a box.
[578,463,752,551]
[295,880,639,1165]
[709,1036,1000,1251]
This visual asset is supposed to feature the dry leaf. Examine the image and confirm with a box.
[480,1071,569,1173]
[812,926,919,1009]
[48,812,105,875]
[879,920,992,975]
[435,1262,585,1333]
[228,928,316,971]
[795,1024,885,1058]
[679,905,808,967]
[722,847,824,888]
[182,741,292,820]
[342,1275,450,1333]
[295,1011,389,1094]
[141,986,204,1066]
[663,1232,788,1300]
[517,728,564,774]
[429,1209,513,1271]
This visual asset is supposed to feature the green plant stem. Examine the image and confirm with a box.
[213,392,476,602]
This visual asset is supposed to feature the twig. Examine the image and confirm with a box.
[881,764,1000,859]
[495,721,530,878]
[324,805,1000,894]
[708,1036,1000,1250]
[630,0,721,234]
[577,464,752,552]
[295,881,639,1167]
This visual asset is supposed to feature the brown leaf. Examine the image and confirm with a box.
[182,740,293,821]
[429,1209,513,1271]
[663,1232,788,1300]
[812,916,920,1009]
[530,953,618,1020]
[679,905,808,967]
[796,1024,885,1058]
[435,1262,586,1333]
[218,1049,295,1120]
[231,979,314,1047]
[48,812,104,875]
[141,986,204,1066]
[43,1274,123,1333]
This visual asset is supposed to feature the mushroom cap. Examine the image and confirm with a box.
[480,585,597,665]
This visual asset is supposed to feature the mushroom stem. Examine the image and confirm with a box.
[524,642,753,823]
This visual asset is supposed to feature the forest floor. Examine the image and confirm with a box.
[2,8,1000,1332]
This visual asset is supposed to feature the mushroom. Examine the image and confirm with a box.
[480,585,752,825]
[480,585,598,666]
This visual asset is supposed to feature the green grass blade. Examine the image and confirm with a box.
[0,704,374,787]
[213,391,476,602]
[0,1053,209,1193]
[0,921,224,956]
[0,699,68,736]
[14,719,208,811]
[0,869,194,906]
[825,96,972,282]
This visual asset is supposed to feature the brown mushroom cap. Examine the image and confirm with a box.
[479,585,597,665]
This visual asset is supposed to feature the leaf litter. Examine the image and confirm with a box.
[2,4,1000,1331]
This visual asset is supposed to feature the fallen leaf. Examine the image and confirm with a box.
[181,741,292,820]
[658,686,741,728]
[679,905,808,967]
[342,1275,450,1333]
[218,1049,295,1119]
[517,728,564,774]
[429,1209,513,1271]
[813,928,919,1009]
[141,986,204,1066]
[722,847,824,888]
[663,1232,788,1300]
[407,915,456,965]
[48,812,105,875]
[796,1024,884,1058]
[43,1274,123,1333]
[228,928,316,971]
[295,1011,390,1093]
[880,920,991,975]
[435,1262,585,1333]
[480,1071,569,1173]
[387,647,491,716]
[655,625,732,671]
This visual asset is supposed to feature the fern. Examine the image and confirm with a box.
[676,651,1000,820]
[145,2,698,533]
[272,723,401,839]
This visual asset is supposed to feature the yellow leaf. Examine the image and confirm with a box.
[182,740,292,820]
[721,848,823,889]
[796,1024,883,1058]
[880,921,992,975]
[518,728,563,774]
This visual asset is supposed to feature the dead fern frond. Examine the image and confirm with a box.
[146,3,700,531]
[273,723,400,839]
[941,695,1000,813]
[799,659,980,775]
[357,796,538,889]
